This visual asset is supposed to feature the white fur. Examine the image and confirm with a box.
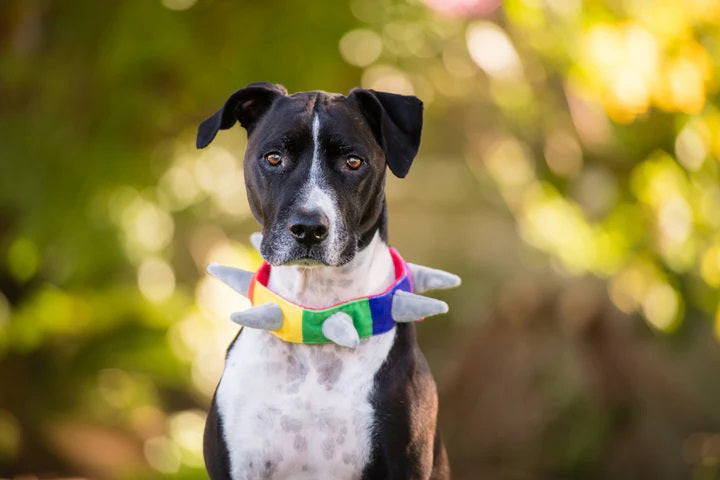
[269,232,393,307]
[294,114,346,265]
[216,232,396,479]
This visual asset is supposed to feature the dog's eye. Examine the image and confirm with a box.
[346,155,364,170]
[264,152,282,166]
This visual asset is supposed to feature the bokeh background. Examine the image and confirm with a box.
[2,0,720,478]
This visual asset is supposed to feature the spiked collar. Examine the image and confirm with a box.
[249,247,412,344]
[206,241,460,348]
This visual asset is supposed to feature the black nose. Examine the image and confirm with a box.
[288,210,329,246]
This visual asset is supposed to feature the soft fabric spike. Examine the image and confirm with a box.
[391,290,448,322]
[207,263,254,296]
[250,232,263,253]
[230,303,284,330]
[321,312,360,348]
[407,263,461,293]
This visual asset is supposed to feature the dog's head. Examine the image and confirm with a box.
[196,82,423,267]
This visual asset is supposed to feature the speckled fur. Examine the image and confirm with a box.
[216,319,396,479]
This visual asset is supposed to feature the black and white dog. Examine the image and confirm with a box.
[196,82,455,479]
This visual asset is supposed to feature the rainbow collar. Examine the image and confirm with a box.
[248,247,413,344]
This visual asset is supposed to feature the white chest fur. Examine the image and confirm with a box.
[215,233,396,479]
[216,328,395,479]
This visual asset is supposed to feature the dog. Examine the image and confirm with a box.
[196,82,453,479]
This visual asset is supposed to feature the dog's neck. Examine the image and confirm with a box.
[267,231,395,309]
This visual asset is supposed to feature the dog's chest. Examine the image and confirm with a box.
[216,327,395,479]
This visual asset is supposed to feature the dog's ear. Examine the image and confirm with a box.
[348,88,423,178]
[196,82,288,149]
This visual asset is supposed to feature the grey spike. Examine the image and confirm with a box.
[250,232,263,253]
[392,290,449,323]
[230,303,284,330]
[321,312,360,348]
[206,263,253,296]
[407,263,461,294]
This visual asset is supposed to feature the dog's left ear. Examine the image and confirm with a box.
[196,82,288,149]
[348,88,423,178]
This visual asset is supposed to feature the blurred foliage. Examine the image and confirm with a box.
[2,0,720,479]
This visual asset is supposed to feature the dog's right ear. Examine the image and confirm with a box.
[196,82,288,149]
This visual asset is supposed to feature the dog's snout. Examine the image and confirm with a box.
[288,210,329,246]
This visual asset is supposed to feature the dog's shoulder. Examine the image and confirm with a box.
[204,331,241,480]
[362,323,440,479]
[204,389,233,480]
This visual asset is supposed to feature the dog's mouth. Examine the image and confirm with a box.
[281,247,329,266]
[283,256,327,267]
[264,242,335,267]
[260,233,356,267]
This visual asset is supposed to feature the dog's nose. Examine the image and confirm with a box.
[288,210,329,246]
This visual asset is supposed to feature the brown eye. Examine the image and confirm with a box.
[346,155,364,170]
[265,152,282,166]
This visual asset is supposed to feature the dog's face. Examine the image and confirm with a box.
[196,83,423,266]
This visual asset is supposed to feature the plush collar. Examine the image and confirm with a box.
[248,247,413,344]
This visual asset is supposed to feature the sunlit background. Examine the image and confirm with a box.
[2,0,720,478]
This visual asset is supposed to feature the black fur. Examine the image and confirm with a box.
[204,332,242,480]
[348,88,424,178]
[197,83,288,148]
[362,323,449,479]
[204,395,232,480]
